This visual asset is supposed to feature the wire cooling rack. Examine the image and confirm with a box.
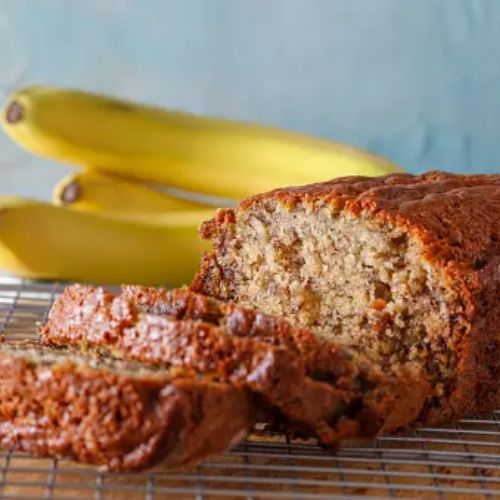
[0,278,500,499]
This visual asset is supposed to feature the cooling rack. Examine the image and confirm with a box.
[0,278,499,499]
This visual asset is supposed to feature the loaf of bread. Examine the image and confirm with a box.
[6,170,497,471]
[41,285,427,447]
[0,342,253,471]
[192,171,500,425]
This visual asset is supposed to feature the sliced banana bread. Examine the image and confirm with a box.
[192,171,500,425]
[41,285,428,446]
[0,342,253,471]
[121,285,429,434]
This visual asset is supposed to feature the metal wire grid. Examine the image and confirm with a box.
[0,279,500,499]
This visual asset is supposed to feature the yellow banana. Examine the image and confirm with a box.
[53,170,214,215]
[0,196,212,285]
[1,86,402,200]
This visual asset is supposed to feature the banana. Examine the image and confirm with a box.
[1,86,402,200]
[53,170,214,215]
[0,196,212,285]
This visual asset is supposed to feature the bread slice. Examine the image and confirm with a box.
[0,342,253,471]
[41,285,428,446]
[192,171,500,425]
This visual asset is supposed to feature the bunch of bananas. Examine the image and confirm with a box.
[0,86,401,285]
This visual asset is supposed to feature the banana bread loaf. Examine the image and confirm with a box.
[0,342,253,471]
[41,285,428,446]
[192,171,500,425]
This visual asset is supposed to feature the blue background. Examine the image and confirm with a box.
[1,0,499,199]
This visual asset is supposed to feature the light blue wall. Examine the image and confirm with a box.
[1,0,499,199]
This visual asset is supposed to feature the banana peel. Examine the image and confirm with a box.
[0,197,213,285]
[53,170,214,215]
[1,86,402,200]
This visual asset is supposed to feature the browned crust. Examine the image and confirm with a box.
[41,286,381,446]
[0,344,253,472]
[41,286,428,447]
[191,171,500,424]
[41,287,306,409]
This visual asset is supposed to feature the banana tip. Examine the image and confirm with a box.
[4,101,24,124]
[60,181,81,204]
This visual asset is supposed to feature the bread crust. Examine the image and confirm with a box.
[192,171,500,424]
[42,285,429,446]
[0,344,253,472]
[40,286,374,446]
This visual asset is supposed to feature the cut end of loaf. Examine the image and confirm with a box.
[193,171,500,423]
[193,198,455,391]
